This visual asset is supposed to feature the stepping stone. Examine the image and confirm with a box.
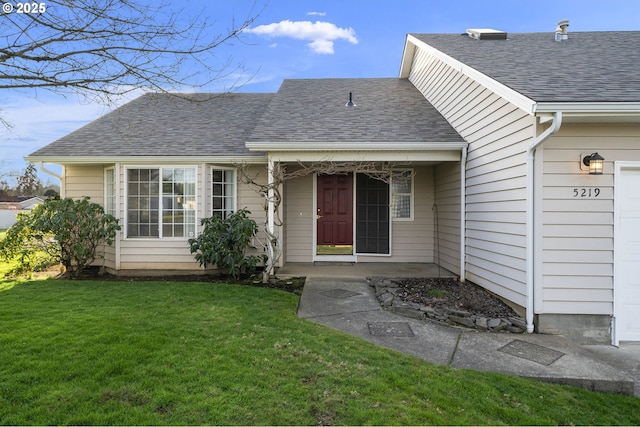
[368,322,415,337]
[498,340,565,366]
[320,289,362,299]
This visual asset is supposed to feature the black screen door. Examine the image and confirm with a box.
[355,174,390,254]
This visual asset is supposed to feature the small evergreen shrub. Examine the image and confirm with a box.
[189,209,264,279]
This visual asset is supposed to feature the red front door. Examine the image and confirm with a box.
[317,174,353,247]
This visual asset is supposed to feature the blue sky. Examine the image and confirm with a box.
[2,0,640,183]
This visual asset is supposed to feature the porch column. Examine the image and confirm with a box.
[267,157,275,274]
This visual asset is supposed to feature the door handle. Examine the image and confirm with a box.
[316,215,323,219]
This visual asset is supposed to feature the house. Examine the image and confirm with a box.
[26,28,640,345]
[0,196,44,228]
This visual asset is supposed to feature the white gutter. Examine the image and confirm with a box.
[525,111,562,333]
[459,146,468,282]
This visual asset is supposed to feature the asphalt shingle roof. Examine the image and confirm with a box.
[248,78,464,143]
[412,31,640,103]
[29,93,273,158]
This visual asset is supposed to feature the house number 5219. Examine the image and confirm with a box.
[573,188,600,198]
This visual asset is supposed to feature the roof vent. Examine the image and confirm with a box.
[466,28,507,40]
[554,19,569,41]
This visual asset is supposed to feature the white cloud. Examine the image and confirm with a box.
[307,11,326,17]
[246,20,358,54]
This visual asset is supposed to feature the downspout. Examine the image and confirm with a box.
[460,146,468,282]
[37,162,63,182]
[526,111,562,333]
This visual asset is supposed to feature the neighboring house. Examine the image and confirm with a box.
[27,28,640,345]
[0,196,44,228]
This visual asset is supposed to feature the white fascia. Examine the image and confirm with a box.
[400,35,537,115]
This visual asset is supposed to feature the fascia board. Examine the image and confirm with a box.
[405,34,537,115]
[246,141,468,152]
[24,155,268,164]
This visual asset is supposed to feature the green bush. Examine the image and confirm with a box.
[0,197,120,277]
[188,209,264,279]
[0,212,60,276]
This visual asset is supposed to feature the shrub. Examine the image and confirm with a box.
[0,197,120,277]
[188,209,264,279]
[0,212,60,276]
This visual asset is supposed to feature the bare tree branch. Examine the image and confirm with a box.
[0,0,262,105]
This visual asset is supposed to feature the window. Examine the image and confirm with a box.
[126,167,196,238]
[105,168,115,217]
[212,168,235,218]
[391,170,413,220]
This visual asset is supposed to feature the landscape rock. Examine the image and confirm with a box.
[369,277,527,334]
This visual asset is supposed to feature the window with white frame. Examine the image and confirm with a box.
[391,169,413,220]
[212,168,236,218]
[104,167,115,217]
[126,167,196,238]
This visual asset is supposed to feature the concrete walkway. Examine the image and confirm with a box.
[289,272,639,396]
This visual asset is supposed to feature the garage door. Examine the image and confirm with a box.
[615,166,640,344]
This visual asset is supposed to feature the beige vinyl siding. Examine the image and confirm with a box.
[63,164,116,268]
[284,174,313,263]
[118,240,200,270]
[235,164,270,259]
[409,45,535,307]
[540,123,640,315]
[63,165,105,202]
[434,161,461,275]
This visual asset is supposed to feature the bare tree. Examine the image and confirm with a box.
[0,0,260,105]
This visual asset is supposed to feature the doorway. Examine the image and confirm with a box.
[316,174,353,255]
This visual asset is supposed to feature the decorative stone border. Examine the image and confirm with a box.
[369,278,527,333]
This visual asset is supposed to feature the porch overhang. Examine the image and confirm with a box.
[246,141,468,163]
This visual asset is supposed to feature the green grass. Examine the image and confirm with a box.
[0,276,639,425]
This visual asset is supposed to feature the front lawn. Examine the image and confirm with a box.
[0,278,639,425]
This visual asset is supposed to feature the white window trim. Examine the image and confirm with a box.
[210,165,237,218]
[124,165,198,240]
[391,168,414,221]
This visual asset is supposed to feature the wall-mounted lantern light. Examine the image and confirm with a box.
[581,152,605,175]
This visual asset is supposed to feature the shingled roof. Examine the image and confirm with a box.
[412,31,640,103]
[28,93,274,159]
[248,78,464,144]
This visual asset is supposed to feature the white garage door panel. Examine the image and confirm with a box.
[615,167,640,343]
